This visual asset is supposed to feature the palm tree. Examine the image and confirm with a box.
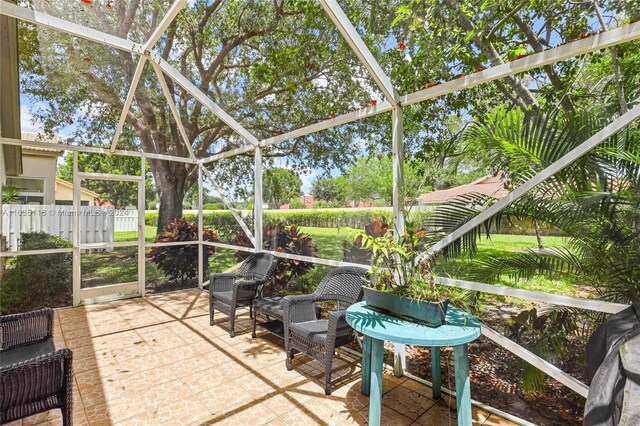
[426,106,639,394]
[428,106,640,303]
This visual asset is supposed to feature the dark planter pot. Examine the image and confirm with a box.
[362,286,449,327]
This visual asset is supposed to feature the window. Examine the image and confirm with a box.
[5,177,45,205]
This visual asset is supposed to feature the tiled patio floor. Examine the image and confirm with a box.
[7,289,518,425]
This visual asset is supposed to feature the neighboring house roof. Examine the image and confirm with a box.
[21,132,65,155]
[417,172,510,204]
[55,178,100,198]
[280,195,316,209]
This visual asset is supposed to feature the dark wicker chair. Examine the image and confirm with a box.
[209,252,279,337]
[1,308,73,426]
[283,266,367,395]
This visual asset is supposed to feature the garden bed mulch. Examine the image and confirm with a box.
[399,336,585,425]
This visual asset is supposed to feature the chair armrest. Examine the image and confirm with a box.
[283,294,317,324]
[1,308,54,351]
[1,348,73,407]
[210,273,238,293]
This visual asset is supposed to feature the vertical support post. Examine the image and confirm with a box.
[391,105,406,377]
[72,152,81,306]
[254,148,263,252]
[198,165,204,288]
[138,156,146,297]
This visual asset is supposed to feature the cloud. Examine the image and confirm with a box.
[20,104,42,134]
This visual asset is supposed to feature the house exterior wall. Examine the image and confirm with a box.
[55,182,95,204]
[20,153,57,204]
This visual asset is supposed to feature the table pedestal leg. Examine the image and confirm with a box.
[431,346,441,399]
[453,344,471,426]
[361,335,372,395]
[369,337,384,426]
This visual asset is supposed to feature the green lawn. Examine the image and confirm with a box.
[91,226,574,297]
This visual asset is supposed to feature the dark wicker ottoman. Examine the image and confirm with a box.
[252,296,286,338]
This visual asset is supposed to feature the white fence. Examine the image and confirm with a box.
[0,205,140,250]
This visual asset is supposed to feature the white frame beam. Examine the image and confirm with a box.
[110,57,147,152]
[319,0,398,104]
[402,22,640,106]
[150,61,197,160]
[254,148,264,251]
[0,137,197,164]
[0,1,144,54]
[153,55,260,147]
[143,0,186,52]
[201,165,256,245]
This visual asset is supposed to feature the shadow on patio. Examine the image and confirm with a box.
[6,289,517,425]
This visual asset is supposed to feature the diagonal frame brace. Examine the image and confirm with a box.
[111,0,187,152]
[425,102,640,256]
[150,61,196,160]
[319,0,399,104]
[201,165,256,246]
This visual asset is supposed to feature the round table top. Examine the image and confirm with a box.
[346,301,481,347]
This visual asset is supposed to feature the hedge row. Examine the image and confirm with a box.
[146,209,561,236]
[146,210,435,234]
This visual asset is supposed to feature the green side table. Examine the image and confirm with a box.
[346,301,481,426]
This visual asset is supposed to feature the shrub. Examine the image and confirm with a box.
[343,218,389,263]
[263,209,393,229]
[232,223,318,294]
[149,218,219,286]
[0,232,72,314]
[146,211,241,242]
[288,200,306,209]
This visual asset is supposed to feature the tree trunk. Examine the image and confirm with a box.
[149,159,191,234]
[534,220,544,250]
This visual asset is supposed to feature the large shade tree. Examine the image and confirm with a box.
[19,0,382,232]
[18,0,636,233]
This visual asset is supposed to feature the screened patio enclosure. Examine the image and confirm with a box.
[1,0,639,423]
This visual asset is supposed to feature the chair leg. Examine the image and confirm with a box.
[210,304,215,326]
[286,349,294,371]
[249,303,253,319]
[324,353,333,395]
[229,307,236,338]
[252,311,258,338]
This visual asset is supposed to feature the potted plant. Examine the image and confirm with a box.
[354,221,447,327]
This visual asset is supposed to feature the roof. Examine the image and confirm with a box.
[417,172,510,204]
[21,132,65,155]
[55,178,100,198]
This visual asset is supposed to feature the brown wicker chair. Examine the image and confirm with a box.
[1,308,73,425]
[283,266,367,395]
[209,252,279,337]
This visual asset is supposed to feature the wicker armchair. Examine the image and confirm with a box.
[210,252,278,337]
[283,266,367,395]
[1,308,73,426]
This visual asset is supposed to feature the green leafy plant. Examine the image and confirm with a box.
[149,218,219,286]
[232,223,318,294]
[343,218,389,264]
[0,232,72,314]
[355,220,442,302]
[1,186,21,204]
[508,307,577,396]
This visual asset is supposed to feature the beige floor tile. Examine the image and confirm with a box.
[212,401,278,426]
[127,367,178,391]
[381,383,437,421]
[278,397,345,426]
[146,395,210,425]
[341,405,413,426]
[181,366,229,395]
[43,291,516,426]
[196,381,257,414]
[140,379,195,411]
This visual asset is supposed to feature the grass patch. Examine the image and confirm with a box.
[90,227,575,298]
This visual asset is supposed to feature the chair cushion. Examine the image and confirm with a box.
[290,320,329,344]
[253,296,286,320]
[0,338,56,368]
[211,291,234,303]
